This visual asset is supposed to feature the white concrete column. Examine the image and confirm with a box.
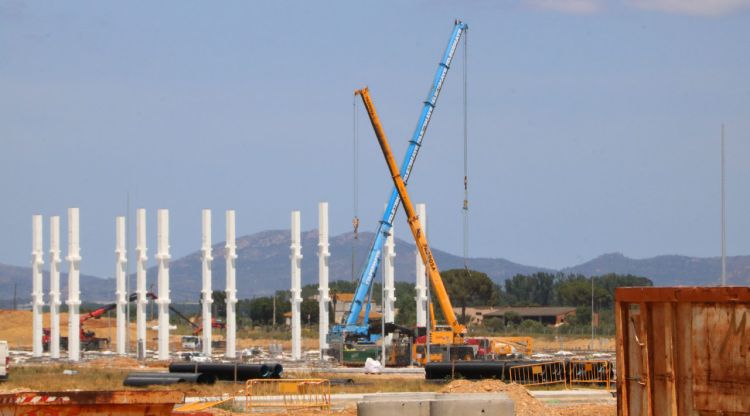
[115,216,127,355]
[66,208,81,361]
[201,209,213,358]
[156,209,171,361]
[135,209,148,358]
[415,203,428,328]
[31,215,44,358]
[49,216,62,359]
[290,210,302,360]
[383,224,396,343]
[224,210,237,359]
[317,202,330,353]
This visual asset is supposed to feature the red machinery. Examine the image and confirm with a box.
[42,292,224,351]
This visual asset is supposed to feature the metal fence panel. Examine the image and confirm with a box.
[245,379,331,413]
[569,359,611,390]
[509,361,567,387]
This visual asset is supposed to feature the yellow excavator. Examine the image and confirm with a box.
[356,87,475,365]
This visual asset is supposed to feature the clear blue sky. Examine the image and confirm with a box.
[1,0,749,278]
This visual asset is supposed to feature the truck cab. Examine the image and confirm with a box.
[181,336,201,350]
[0,341,9,381]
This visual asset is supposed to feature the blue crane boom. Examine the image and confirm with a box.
[330,20,467,341]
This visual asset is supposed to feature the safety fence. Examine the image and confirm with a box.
[245,378,331,413]
[569,359,611,390]
[509,361,567,387]
[507,359,614,389]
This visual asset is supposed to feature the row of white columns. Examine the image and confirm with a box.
[31,209,81,360]
[32,202,426,361]
[31,208,238,361]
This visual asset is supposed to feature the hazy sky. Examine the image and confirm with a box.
[1,0,749,278]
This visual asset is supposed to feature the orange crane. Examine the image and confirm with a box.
[355,87,468,363]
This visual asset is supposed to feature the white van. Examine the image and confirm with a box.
[0,341,8,381]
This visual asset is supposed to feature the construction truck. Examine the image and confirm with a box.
[0,340,8,381]
[43,292,223,352]
[326,21,468,359]
[43,302,115,351]
[356,86,471,366]
[467,337,533,359]
[357,87,534,366]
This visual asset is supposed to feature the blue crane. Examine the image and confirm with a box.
[328,20,468,343]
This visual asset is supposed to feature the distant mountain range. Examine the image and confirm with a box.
[1,230,748,303]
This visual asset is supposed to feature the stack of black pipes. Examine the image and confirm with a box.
[169,362,283,382]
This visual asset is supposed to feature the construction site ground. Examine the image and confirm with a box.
[3,359,615,415]
[0,309,613,353]
[1,310,615,415]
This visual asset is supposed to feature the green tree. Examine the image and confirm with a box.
[301,298,319,325]
[442,269,494,322]
[394,281,416,326]
[556,276,609,307]
[483,317,504,332]
[211,290,227,317]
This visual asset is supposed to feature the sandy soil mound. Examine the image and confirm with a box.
[439,379,558,416]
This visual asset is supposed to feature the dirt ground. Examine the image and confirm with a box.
[1,310,615,416]
[0,310,613,353]
[439,379,614,416]
[2,364,614,416]
[0,310,160,348]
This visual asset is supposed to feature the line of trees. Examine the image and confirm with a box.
[170,270,651,334]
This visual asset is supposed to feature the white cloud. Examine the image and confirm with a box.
[628,0,750,16]
[524,0,604,14]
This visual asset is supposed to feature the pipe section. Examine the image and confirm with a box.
[135,208,148,359]
[123,372,217,387]
[66,208,81,361]
[49,216,61,359]
[31,215,44,358]
[225,210,237,359]
[290,211,302,360]
[318,202,330,353]
[415,203,428,328]
[424,361,527,380]
[168,363,277,381]
[115,216,127,355]
[201,209,213,358]
[156,209,171,360]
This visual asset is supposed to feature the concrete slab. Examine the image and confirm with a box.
[358,400,430,416]
[431,397,514,416]
[358,392,515,416]
[361,392,437,401]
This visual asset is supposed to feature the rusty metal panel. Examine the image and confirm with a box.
[692,303,750,413]
[0,391,184,416]
[616,286,750,416]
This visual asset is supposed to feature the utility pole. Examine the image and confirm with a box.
[125,193,130,354]
[721,124,727,286]
[591,276,595,350]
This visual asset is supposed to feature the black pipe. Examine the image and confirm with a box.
[123,372,217,387]
[169,363,274,381]
[269,363,283,379]
[424,360,533,380]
